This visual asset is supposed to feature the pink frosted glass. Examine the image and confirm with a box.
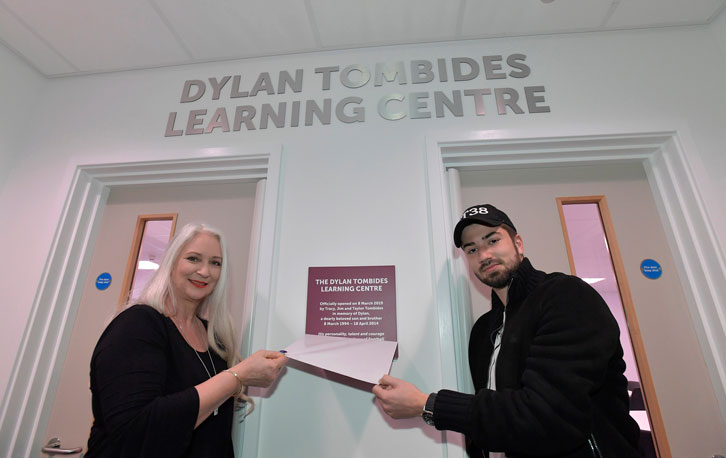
[561,203,638,383]
[130,219,174,299]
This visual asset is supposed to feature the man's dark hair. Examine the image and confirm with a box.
[501,224,517,242]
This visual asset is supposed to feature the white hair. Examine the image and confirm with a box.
[131,222,240,368]
[128,222,256,413]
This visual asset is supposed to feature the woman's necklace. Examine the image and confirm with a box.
[174,316,220,416]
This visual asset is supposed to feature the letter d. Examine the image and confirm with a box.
[180,80,206,103]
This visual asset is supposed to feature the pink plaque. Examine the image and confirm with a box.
[306,266,397,348]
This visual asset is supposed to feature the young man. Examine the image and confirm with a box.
[373,204,642,458]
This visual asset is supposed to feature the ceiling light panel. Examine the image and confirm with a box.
[2,0,190,73]
[152,0,318,60]
[310,0,459,48]
[606,0,725,28]
[461,0,614,37]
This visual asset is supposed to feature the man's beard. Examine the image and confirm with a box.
[475,256,522,289]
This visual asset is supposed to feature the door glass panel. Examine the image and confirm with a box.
[119,214,177,307]
[129,219,174,300]
[560,201,654,436]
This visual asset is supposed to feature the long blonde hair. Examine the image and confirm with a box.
[127,223,254,413]
[132,223,239,364]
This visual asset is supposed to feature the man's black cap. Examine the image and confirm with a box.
[453,204,517,248]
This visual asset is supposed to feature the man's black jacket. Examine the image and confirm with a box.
[434,258,642,458]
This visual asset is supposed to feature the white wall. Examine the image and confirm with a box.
[710,6,726,55]
[0,44,44,192]
[0,43,45,406]
[2,22,726,457]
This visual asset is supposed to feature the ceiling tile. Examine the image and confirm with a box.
[461,0,615,37]
[310,0,460,47]
[153,0,318,60]
[0,3,76,75]
[607,0,725,28]
[1,0,723,78]
[3,0,189,73]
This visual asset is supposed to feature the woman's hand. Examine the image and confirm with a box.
[194,350,286,426]
[234,350,287,387]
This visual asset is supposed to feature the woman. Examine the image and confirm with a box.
[85,223,287,457]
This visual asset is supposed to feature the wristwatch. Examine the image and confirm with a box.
[422,393,436,425]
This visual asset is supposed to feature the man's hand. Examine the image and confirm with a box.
[372,374,429,419]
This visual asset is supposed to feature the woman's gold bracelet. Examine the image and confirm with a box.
[223,369,243,397]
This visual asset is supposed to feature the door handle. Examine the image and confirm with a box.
[41,437,83,456]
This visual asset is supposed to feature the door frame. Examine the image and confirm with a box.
[424,131,726,449]
[0,151,283,457]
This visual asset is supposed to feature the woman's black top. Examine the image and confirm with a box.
[85,304,234,457]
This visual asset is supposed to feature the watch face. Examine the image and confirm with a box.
[422,392,436,425]
[422,411,435,425]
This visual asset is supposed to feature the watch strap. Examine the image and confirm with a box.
[422,392,437,425]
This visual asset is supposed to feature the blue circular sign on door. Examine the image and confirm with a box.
[96,272,112,290]
[640,259,662,279]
